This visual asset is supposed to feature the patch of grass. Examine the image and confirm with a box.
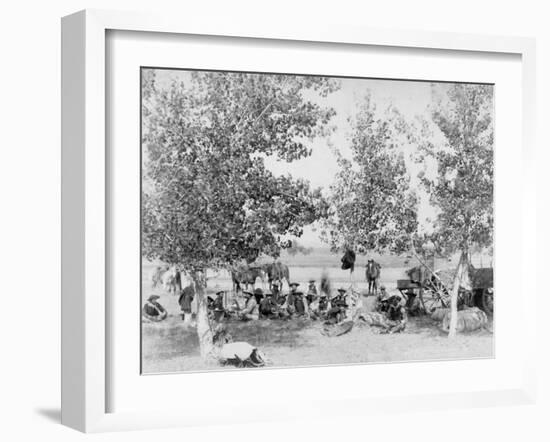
[142,315,493,374]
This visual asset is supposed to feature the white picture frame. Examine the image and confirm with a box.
[61,9,537,433]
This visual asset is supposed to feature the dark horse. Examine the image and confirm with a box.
[231,265,265,293]
[263,262,290,290]
[365,259,381,296]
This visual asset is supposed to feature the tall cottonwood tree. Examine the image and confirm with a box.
[141,70,337,357]
[417,83,494,337]
[321,95,418,256]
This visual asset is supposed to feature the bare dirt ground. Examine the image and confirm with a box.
[141,254,493,374]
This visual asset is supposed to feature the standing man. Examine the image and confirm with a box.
[212,290,226,322]
[178,284,195,322]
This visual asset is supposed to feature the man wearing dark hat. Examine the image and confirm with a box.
[259,291,278,319]
[326,288,348,323]
[142,294,167,322]
[384,294,407,334]
[238,290,259,321]
[212,290,226,322]
[253,287,264,305]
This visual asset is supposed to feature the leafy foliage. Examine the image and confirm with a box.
[141,70,338,273]
[416,84,494,255]
[285,240,314,256]
[321,94,418,255]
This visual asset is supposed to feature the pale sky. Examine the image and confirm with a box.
[149,69,453,247]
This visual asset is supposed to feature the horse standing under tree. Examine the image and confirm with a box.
[231,265,266,293]
[365,259,381,296]
[263,262,290,291]
[161,266,182,294]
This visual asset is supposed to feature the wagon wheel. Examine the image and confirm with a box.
[421,289,450,312]
[421,280,451,312]
[481,289,494,314]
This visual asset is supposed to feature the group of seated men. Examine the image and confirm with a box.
[211,280,350,323]
[142,280,353,325]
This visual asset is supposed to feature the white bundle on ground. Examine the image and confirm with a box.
[441,307,488,333]
[355,311,388,327]
[217,342,267,367]
[430,307,450,322]
[321,320,354,337]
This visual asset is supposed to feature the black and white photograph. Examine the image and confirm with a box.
[140,68,494,374]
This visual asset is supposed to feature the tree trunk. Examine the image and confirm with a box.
[192,271,215,359]
[448,250,469,338]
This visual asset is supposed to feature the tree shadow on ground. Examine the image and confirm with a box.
[225,318,312,348]
[142,317,314,363]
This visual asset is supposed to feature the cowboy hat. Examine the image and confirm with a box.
[148,294,160,301]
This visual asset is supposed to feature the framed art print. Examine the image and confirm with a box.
[139,67,495,374]
[62,9,537,432]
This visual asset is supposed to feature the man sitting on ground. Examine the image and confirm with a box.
[326,288,348,323]
[318,292,329,316]
[375,285,390,312]
[142,295,167,322]
[259,291,279,319]
[294,291,308,318]
[308,292,323,320]
[306,279,318,305]
[286,282,300,317]
[238,290,259,321]
[383,294,407,334]
[253,288,264,305]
